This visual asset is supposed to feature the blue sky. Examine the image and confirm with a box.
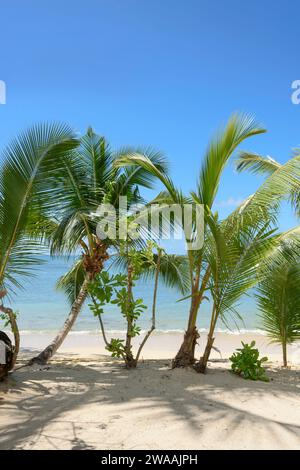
[0,0,299,237]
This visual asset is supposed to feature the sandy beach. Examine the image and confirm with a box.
[1,332,300,450]
[10,330,300,362]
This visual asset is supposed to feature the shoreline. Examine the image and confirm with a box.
[7,330,300,363]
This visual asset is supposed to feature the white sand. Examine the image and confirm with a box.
[12,330,300,362]
[0,332,300,450]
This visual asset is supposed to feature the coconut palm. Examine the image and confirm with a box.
[115,113,267,366]
[115,114,300,368]
[192,142,300,371]
[236,149,300,367]
[56,240,190,368]
[194,213,300,371]
[255,244,300,367]
[0,123,78,372]
[29,127,170,364]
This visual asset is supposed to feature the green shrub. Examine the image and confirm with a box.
[229,341,269,382]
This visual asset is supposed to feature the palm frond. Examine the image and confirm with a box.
[235,154,300,217]
[114,152,180,202]
[197,113,265,208]
[0,122,78,291]
[143,253,190,295]
[56,257,85,305]
[256,247,300,346]
[109,251,190,295]
[236,152,281,175]
[80,128,115,195]
[114,147,169,192]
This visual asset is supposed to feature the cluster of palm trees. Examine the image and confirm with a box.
[1,113,300,379]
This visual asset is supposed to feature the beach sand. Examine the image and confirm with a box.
[0,332,300,450]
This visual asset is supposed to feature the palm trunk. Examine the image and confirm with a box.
[0,300,20,371]
[194,335,215,373]
[282,341,287,368]
[0,332,12,380]
[172,325,199,368]
[124,265,136,368]
[29,278,90,365]
[135,250,161,365]
[172,298,200,368]
[194,305,217,373]
[7,308,20,370]
[172,266,211,368]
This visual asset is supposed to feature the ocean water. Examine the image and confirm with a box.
[4,256,262,335]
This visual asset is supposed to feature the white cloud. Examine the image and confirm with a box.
[215,197,244,208]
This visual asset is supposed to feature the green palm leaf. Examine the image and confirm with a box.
[197,113,265,208]
[0,123,79,292]
[256,241,300,365]
[56,258,85,305]
[236,152,281,175]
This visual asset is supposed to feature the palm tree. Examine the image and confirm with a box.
[191,141,300,372]
[29,127,170,364]
[0,123,78,372]
[255,244,300,367]
[115,113,266,366]
[236,148,300,367]
[194,213,300,371]
[115,114,300,368]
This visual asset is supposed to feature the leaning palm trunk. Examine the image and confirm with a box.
[0,123,78,370]
[29,277,90,364]
[0,291,20,373]
[0,332,13,380]
[30,243,109,364]
[4,307,20,370]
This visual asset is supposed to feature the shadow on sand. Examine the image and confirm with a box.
[0,354,299,450]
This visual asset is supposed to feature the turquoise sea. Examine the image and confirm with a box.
[4,256,262,335]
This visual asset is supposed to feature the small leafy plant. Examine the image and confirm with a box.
[88,270,128,360]
[88,241,163,368]
[229,341,269,382]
